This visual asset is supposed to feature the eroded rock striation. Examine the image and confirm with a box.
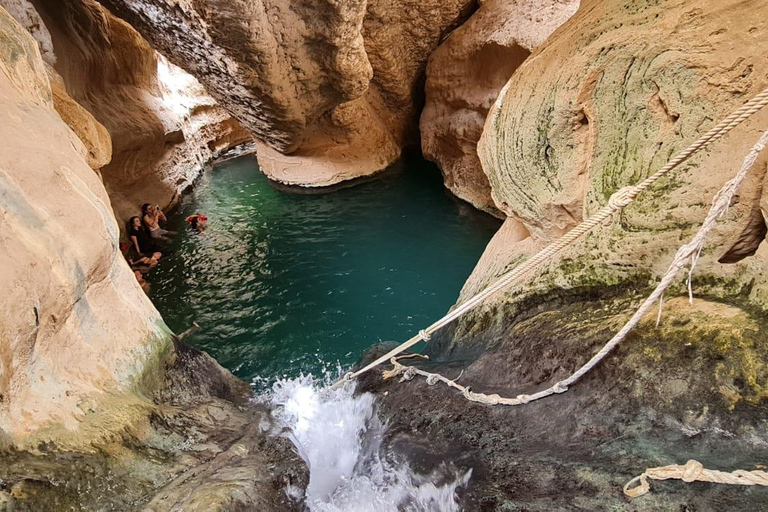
[363,0,768,508]
[97,0,475,187]
[420,0,579,216]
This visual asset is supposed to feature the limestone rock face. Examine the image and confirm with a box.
[47,65,113,170]
[0,6,170,445]
[17,0,252,223]
[0,0,55,64]
[473,0,768,303]
[97,0,475,187]
[421,0,579,216]
[383,1,768,505]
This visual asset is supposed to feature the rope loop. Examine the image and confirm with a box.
[623,474,651,498]
[418,329,431,341]
[607,186,638,210]
[341,372,354,383]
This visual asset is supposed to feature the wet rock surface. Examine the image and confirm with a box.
[0,340,305,511]
[359,293,768,510]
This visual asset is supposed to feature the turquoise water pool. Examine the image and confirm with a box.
[148,154,500,386]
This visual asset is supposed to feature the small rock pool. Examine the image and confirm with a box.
[149,153,500,387]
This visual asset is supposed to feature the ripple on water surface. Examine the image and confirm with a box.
[149,154,500,385]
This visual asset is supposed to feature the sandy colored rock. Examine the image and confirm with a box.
[97,0,372,154]
[471,0,768,307]
[47,65,113,170]
[420,0,579,216]
[407,4,768,504]
[0,0,55,64]
[0,6,170,446]
[18,0,252,224]
[254,93,400,187]
[98,0,475,188]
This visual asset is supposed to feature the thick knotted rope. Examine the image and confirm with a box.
[334,87,768,388]
[624,460,768,498]
[382,126,768,406]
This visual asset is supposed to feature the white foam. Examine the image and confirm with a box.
[267,374,471,511]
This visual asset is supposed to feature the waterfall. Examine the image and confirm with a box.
[267,374,471,511]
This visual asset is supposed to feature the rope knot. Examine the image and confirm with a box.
[400,367,417,382]
[607,186,637,210]
[418,329,431,341]
[682,460,704,482]
[553,381,569,394]
[516,394,532,404]
[341,372,355,383]
[425,374,439,386]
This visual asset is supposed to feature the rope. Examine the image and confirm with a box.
[380,126,768,405]
[333,87,768,388]
[624,460,768,498]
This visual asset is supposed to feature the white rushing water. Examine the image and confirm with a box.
[267,374,471,512]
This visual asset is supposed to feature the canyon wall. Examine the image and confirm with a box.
[0,7,170,446]
[0,12,302,508]
[420,0,579,216]
[363,1,768,509]
[96,0,476,187]
[4,0,252,224]
[458,0,768,419]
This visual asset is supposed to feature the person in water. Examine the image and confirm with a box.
[127,216,162,262]
[186,213,208,231]
[134,270,150,294]
[142,203,177,242]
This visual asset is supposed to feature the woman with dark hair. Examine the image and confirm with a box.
[142,203,177,243]
[127,216,162,265]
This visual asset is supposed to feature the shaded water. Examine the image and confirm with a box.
[149,154,500,385]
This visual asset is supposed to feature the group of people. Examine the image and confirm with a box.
[121,202,207,293]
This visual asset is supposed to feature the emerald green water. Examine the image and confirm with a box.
[149,155,500,386]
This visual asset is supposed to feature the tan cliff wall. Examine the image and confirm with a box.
[449,0,768,409]
[361,3,768,507]
[420,0,579,216]
[4,0,252,224]
[0,6,172,446]
[96,0,476,188]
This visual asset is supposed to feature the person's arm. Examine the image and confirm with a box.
[130,234,141,254]
[157,207,167,223]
